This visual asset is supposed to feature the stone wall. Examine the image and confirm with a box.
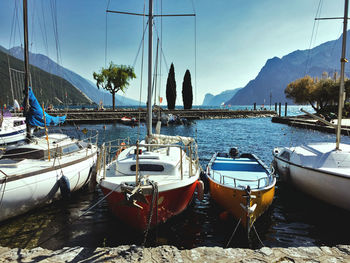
[1,245,350,262]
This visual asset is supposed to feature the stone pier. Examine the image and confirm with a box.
[1,245,350,262]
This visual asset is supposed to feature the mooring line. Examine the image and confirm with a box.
[37,184,121,247]
[252,224,265,247]
[225,218,241,248]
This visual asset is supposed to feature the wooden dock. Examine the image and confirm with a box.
[42,108,277,124]
[272,116,350,135]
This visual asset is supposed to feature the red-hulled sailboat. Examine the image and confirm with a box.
[96,0,202,231]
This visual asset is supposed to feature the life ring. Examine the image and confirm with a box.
[196,180,204,201]
[115,142,127,159]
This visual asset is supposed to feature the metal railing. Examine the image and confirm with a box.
[211,170,270,189]
[98,138,199,182]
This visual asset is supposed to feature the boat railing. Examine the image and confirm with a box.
[100,138,199,180]
[212,170,270,189]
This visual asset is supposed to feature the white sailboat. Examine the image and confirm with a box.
[0,113,26,145]
[273,0,350,210]
[96,0,202,231]
[0,0,99,222]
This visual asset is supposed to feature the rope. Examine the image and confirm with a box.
[143,180,158,246]
[252,224,265,247]
[37,183,121,247]
[0,170,9,210]
[225,217,241,248]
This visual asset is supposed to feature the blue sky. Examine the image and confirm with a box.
[0,0,346,105]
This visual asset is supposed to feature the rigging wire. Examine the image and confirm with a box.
[7,0,26,106]
[305,0,323,75]
[138,1,147,141]
[105,0,111,67]
[190,0,197,105]
[159,0,163,107]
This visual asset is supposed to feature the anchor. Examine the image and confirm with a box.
[240,186,257,215]
[119,184,149,209]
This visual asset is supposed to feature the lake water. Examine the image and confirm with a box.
[1,106,350,250]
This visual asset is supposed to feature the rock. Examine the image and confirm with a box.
[1,245,350,263]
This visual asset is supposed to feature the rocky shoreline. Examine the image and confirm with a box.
[1,245,350,262]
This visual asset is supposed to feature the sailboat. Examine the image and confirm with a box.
[96,0,202,231]
[0,0,99,223]
[0,110,26,145]
[272,0,350,211]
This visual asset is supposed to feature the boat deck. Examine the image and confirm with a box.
[210,157,270,189]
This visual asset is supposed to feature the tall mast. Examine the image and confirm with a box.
[23,0,31,140]
[336,0,349,150]
[147,0,153,138]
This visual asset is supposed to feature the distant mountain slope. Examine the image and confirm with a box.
[6,46,142,106]
[202,88,242,106]
[227,31,350,105]
[0,49,92,106]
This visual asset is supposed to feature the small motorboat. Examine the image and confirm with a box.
[206,147,276,236]
[120,116,137,126]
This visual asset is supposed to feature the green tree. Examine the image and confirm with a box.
[285,75,317,110]
[182,69,193,109]
[93,62,136,110]
[285,75,346,113]
[166,63,176,109]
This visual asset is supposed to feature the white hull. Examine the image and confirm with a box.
[0,117,26,145]
[273,143,350,210]
[0,134,98,222]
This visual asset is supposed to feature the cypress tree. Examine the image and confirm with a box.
[182,69,193,109]
[166,63,176,109]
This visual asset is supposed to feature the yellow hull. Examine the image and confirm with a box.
[208,176,275,231]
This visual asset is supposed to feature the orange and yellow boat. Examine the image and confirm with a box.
[206,148,276,236]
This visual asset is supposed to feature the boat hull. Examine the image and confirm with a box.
[100,180,199,231]
[274,155,350,210]
[0,152,97,222]
[0,129,26,145]
[207,176,275,229]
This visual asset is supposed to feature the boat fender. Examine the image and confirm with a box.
[206,165,210,176]
[59,175,71,200]
[197,180,204,201]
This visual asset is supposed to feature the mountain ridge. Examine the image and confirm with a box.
[0,49,93,106]
[226,31,349,105]
[5,46,142,106]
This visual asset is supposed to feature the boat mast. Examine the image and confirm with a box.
[336,0,349,150]
[23,0,31,140]
[147,0,153,139]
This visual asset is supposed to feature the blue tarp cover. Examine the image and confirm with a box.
[24,87,66,127]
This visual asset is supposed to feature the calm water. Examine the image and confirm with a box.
[1,106,350,250]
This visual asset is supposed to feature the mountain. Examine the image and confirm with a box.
[226,31,350,105]
[0,49,92,106]
[6,46,142,106]
[202,88,242,106]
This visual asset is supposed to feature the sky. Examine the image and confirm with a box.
[0,0,346,105]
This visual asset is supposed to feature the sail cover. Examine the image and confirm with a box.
[24,87,66,127]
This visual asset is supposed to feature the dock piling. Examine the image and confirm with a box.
[278,103,281,117]
[285,103,287,117]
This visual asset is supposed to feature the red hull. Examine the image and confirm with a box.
[101,181,199,231]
